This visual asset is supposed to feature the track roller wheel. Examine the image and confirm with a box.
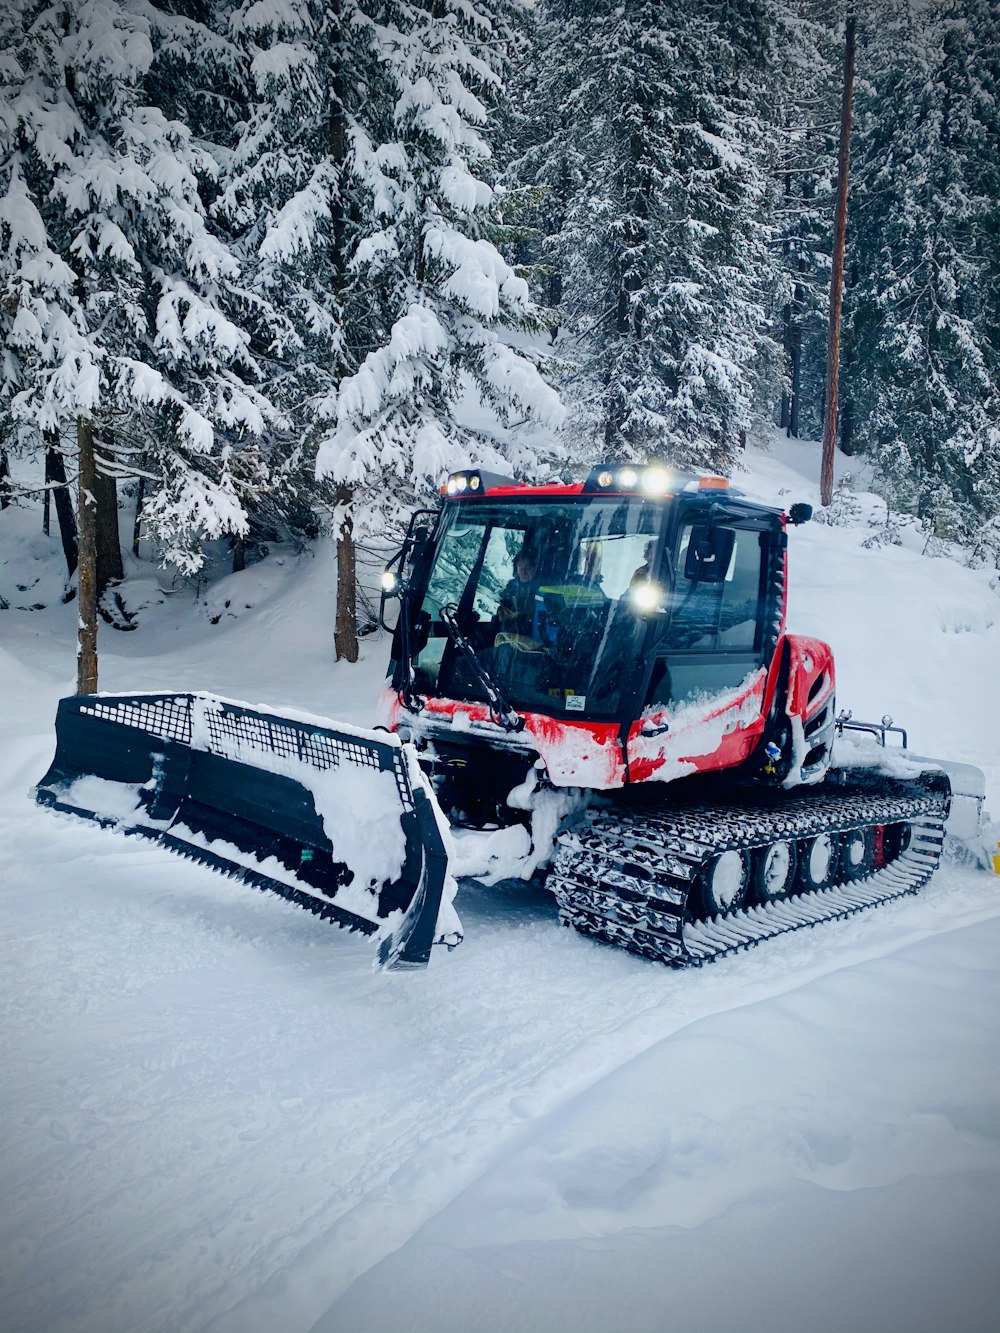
[798,831,839,892]
[699,849,751,920]
[753,839,798,904]
[840,826,876,882]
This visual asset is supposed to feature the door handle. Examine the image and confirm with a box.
[640,721,670,737]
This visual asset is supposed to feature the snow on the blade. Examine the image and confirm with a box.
[59,774,144,823]
[308,763,408,895]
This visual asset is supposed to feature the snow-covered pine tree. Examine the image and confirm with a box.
[221,0,561,660]
[310,0,563,657]
[0,0,279,604]
[500,0,589,339]
[843,0,1000,548]
[768,0,842,441]
[517,0,780,472]
[219,0,363,583]
[220,0,375,655]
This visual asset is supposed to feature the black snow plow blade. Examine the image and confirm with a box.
[35,693,459,969]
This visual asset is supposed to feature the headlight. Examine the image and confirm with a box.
[380,570,399,593]
[618,467,639,489]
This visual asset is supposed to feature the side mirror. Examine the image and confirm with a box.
[683,524,735,584]
[379,548,407,631]
[788,503,813,526]
[381,523,431,605]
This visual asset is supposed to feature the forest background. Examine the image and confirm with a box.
[1,0,998,663]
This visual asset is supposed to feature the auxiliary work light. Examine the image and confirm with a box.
[584,463,678,495]
[630,580,663,613]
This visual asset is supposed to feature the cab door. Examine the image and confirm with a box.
[626,514,777,783]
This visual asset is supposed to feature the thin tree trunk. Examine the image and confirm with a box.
[821,14,856,507]
[232,533,246,573]
[45,436,78,576]
[779,158,792,434]
[0,449,11,509]
[77,418,98,694]
[94,432,124,598]
[131,475,144,556]
[779,298,791,433]
[334,487,359,664]
[329,2,359,663]
[789,282,804,438]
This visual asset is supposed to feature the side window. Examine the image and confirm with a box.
[718,531,764,651]
[422,525,483,618]
[666,524,763,653]
[473,528,526,618]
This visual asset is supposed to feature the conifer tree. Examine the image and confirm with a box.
[769,0,842,440]
[308,0,563,657]
[516,0,780,471]
[843,0,1000,546]
[0,0,279,590]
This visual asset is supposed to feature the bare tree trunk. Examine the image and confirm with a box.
[821,14,856,507]
[334,486,359,663]
[0,449,11,509]
[94,431,124,599]
[131,475,144,556]
[45,435,78,576]
[779,162,793,434]
[77,418,98,694]
[329,6,359,664]
[232,533,246,573]
[789,283,804,438]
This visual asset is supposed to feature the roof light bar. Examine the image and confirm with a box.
[584,463,678,495]
[443,468,516,497]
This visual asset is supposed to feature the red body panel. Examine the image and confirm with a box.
[379,625,836,794]
[784,634,836,723]
[377,686,624,787]
[626,667,769,785]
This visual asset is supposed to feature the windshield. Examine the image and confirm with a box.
[410,497,663,718]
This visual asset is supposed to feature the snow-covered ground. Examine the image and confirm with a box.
[2,441,999,1333]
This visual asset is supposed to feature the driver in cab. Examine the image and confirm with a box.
[495,546,540,639]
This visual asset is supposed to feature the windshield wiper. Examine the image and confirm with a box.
[439,606,525,733]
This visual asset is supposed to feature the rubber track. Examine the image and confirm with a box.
[550,786,949,966]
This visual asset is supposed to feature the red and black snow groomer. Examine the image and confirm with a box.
[375,462,984,963]
[36,462,985,969]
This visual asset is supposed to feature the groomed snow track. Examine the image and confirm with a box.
[551,777,950,966]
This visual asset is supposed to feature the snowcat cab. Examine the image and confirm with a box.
[378,464,831,815]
